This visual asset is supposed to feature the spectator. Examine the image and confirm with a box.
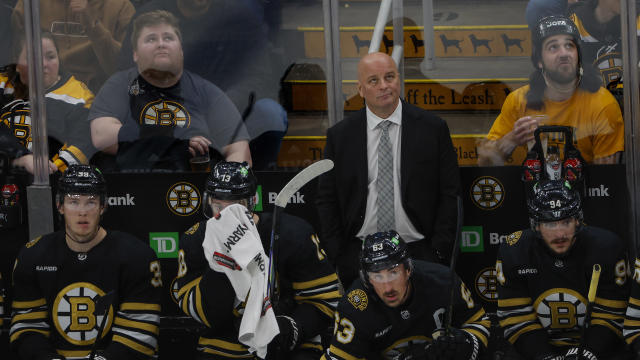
[11,0,135,93]
[478,15,623,165]
[1,121,57,174]
[321,231,490,360]
[1,32,96,173]
[118,0,287,170]
[89,10,251,171]
[316,52,461,287]
[9,165,162,359]
[496,179,630,359]
[172,161,340,359]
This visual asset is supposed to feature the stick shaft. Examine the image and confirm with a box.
[445,196,463,333]
[578,264,601,356]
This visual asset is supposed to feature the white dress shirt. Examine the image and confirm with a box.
[356,102,424,243]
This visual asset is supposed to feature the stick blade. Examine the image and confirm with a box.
[274,159,334,208]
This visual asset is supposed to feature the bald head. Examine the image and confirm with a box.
[357,52,400,119]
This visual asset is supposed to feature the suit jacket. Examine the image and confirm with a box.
[316,101,461,262]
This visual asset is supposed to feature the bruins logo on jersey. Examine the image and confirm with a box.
[52,282,114,345]
[507,231,522,246]
[140,99,190,128]
[475,267,498,301]
[470,176,504,210]
[2,105,32,149]
[347,289,368,311]
[534,288,587,331]
[594,51,623,87]
[166,182,201,216]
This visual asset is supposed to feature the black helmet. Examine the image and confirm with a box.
[531,15,582,68]
[360,231,412,283]
[204,161,256,216]
[57,165,107,204]
[528,179,582,226]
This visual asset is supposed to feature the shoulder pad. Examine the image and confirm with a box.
[347,289,369,311]
[507,231,522,246]
[25,236,43,249]
[185,222,200,235]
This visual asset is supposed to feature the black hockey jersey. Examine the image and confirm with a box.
[321,260,490,360]
[623,257,640,351]
[10,230,162,359]
[496,226,629,358]
[172,212,341,358]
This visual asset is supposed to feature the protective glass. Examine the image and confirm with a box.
[539,217,576,230]
[63,194,100,211]
[368,265,403,284]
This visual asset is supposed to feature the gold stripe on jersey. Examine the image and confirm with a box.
[507,323,543,344]
[463,328,489,347]
[12,298,47,309]
[194,282,211,327]
[327,344,366,360]
[292,273,339,290]
[300,300,336,318]
[113,316,160,335]
[112,334,155,356]
[498,297,532,307]
[11,310,48,323]
[57,349,90,357]
[10,328,50,343]
[595,297,627,309]
[300,342,323,351]
[199,337,253,358]
[592,312,625,320]
[500,313,537,327]
[629,297,640,306]
[48,75,94,109]
[177,277,200,298]
[294,290,342,301]
[120,302,162,312]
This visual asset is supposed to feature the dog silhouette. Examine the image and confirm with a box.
[439,34,463,53]
[501,34,524,53]
[382,35,394,54]
[352,34,371,54]
[409,34,424,53]
[468,34,492,53]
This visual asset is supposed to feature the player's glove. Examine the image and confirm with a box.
[427,328,479,360]
[271,315,300,353]
[533,354,563,360]
[35,354,66,360]
[564,347,598,360]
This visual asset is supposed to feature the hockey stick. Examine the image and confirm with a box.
[89,290,115,360]
[445,196,464,335]
[266,159,334,305]
[574,264,601,359]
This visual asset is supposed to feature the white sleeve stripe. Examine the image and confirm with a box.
[112,327,158,348]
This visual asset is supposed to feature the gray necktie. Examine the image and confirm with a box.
[376,120,394,231]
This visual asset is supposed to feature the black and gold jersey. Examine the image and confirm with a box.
[0,72,96,170]
[10,230,162,360]
[496,227,629,358]
[172,212,341,359]
[321,260,490,360]
[623,258,640,351]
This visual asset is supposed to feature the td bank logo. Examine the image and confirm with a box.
[460,226,484,253]
[253,185,263,212]
[150,232,179,258]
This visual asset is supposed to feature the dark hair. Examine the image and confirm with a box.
[131,10,182,51]
[5,31,61,99]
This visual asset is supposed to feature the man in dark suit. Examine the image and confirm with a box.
[316,52,461,287]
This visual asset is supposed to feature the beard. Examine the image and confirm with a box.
[543,64,578,85]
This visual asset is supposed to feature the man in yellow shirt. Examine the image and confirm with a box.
[478,15,623,165]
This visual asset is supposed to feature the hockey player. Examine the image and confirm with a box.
[171,161,341,359]
[321,230,490,360]
[10,165,162,359]
[624,257,640,356]
[496,179,630,359]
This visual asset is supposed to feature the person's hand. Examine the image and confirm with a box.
[188,136,212,157]
[69,0,97,30]
[11,154,58,174]
[427,328,479,360]
[564,347,598,360]
[506,116,539,147]
[268,315,300,356]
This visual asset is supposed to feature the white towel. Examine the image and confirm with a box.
[202,203,279,358]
